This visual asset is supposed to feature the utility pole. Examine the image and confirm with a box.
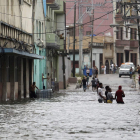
[90,0,94,68]
[136,0,140,64]
[79,4,83,76]
[73,0,76,77]
[62,2,66,89]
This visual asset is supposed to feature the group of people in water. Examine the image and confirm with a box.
[81,75,125,104]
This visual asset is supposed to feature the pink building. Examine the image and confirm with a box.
[66,0,113,37]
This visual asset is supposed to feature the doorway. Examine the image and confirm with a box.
[125,50,129,62]
[105,60,109,74]
[23,59,26,98]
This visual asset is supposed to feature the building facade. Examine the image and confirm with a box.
[66,0,113,36]
[0,0,43,101]
[67,36,114,74]
[46,0,71,89]
[112,0,139,67]
[33,0,47,89]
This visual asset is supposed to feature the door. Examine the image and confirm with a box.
[105,60,109,74]
[100,54,103,74]
[23,59,26,98]
[117,53,123,67]
[131,53,137,66]
[125,50,129,62]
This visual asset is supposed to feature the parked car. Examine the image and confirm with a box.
[125,62,135,73]
[119,64,131,77]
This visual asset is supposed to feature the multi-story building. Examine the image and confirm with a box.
[33,0,47,90]
[66,0,113,72]
[46,0,71,89]
[112,0,139,67]
[67,36,114,74]
[0,0,43,101]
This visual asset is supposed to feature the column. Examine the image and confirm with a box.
[26,58,29,98]
[96,53,100,73]
[18,57,23,99]
[10,56,15,100]
[1,56,7,101]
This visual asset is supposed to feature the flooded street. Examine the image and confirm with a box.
[0,74,140,140]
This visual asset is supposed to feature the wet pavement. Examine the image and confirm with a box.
[0,74,140,140]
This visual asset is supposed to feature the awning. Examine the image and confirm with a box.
[0,48,44,59]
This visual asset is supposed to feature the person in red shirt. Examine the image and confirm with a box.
[115,86,125,104]
[139,75,140,88]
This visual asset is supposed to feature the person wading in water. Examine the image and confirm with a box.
[29,82,39,98]
[115,86,125,104]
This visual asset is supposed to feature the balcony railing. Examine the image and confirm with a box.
[46,0,60,10]
[115,13,123,23]
[116,40,139,48]
[46,33,60,49]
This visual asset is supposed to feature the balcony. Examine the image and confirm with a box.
[46,0,60,10]
[116,40,139,48]
[54,0,65,14]
[46,33,60,49]
[60,39,64,50]
[115,14,123,23]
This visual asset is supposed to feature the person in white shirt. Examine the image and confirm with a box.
[86,68,90,76]
[97,83,106,103]
[111,63,114,73]
[104,65,106,74]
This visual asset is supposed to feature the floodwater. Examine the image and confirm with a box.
[0,77,140,140]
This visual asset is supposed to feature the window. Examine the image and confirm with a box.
[42,23,43,39]
[130,28,137,40]
[116,27,123,40]
[86,31,91,36]
[110,44,112,50]
[39,21,41,39]
[116,2,122,14]
[134,29,137,40]
[36,20,38,38]
[126,27,128,38]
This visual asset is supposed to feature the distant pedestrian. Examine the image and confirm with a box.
[111,63,114,74]
[138,65,140,74]
[115,86,125,104]
[110,64,112,74]
[29,82,39,98]
[105,86,109,103]
[95,67,98,78]
[43,73,51,88]
[114,63,117,74]
[82,76,87,92]
[104,65,106,74]
[130,67,133,79]
[86,68,90,76]
[86,74,89,85]
[92,66,96,77]
[94,76,98,85]
[97,83,106,103]
[89,77,96,91]
[139,75,140,89]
